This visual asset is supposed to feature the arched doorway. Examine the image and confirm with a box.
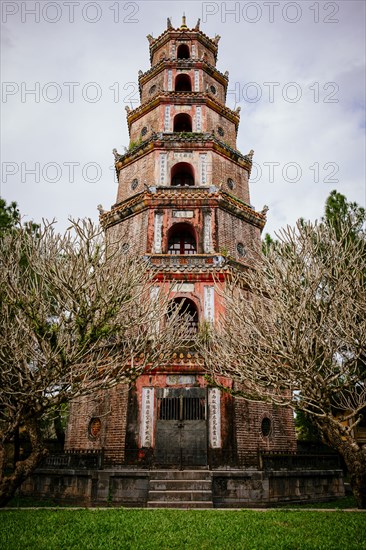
[173,113,192,132]
[171,163,194,187]
[167,223,197,255]
[177,44,190,59]
[170,297,199,334]
[155,385,208,466]
[175,74,192,92]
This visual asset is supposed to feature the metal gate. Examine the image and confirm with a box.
[155,387,208,467]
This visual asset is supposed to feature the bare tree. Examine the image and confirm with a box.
[0,220,189,506]
[202,220,366,508]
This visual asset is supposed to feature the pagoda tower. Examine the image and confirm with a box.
[65,17,296,468]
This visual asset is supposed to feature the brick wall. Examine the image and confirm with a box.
[206,108,237,147]
[65,393,106,452]
[140,71,165,104]
[234,398,297,455]
[212,155,250,203]
[107,210,149,256]
[103,384,129,464]
[216,208,261,260]
[151,38,216,68]
[65,384,129,465]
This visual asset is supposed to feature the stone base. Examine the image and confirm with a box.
[21,468,345,507]
[212,469,345,507]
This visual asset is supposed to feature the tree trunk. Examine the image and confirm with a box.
[0,420,48,507]
[54,412,65,450]
[318,418,366,509]
[345,453,366,509]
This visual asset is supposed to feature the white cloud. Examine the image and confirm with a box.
[1,0,365,236]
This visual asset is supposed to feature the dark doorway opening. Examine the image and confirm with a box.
[155,387,208,467]
[171,163,194,187]
[167,223,197,255]
[175,74,192,92]
[177,44,190,59]
[173,113,192,132]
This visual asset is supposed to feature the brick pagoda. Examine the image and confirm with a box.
[65,17,296,470]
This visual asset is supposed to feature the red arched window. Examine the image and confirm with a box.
[170,297,198,334]
[171,162,194,187]
[168,223,197,255]
[173,113,192,132]
[177,44,190,59]
[175,74,192,92]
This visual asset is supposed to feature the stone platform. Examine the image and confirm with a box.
[21,467,345,508]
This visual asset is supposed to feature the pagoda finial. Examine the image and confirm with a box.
[180,13,187,29]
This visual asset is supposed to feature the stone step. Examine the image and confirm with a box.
[150,470,211,481]
[148,490,212,502]
[149,479,212,491]
[147,501,213,509]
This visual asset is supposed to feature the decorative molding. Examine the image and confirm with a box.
[140,388,155,447]
[196,106,202,132]
[200,153,207,184]
[159,152,167,184]
[153,212,163,253]
[168,70,173,91]
[164,105,171,131]
[173,210,194,218]
[204,285,215,322]
[203,211,212,253]
[208,388,221,448]
[194,70,199,91]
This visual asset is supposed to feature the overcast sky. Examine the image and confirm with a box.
[1,0,365,236]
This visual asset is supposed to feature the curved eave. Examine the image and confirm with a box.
[127,92,239,132]
[139,59,228,89]
[148,28,218,63]
[114,135,252,175]
[100,189,266,231]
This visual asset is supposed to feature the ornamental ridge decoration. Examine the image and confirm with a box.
[127,92,239,126]
[138,58,229,86]
[148,27,219,56]
[114,134,251,168]
[100,189,266,228]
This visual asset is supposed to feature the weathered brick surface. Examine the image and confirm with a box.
[150,35,217,68]
[211,155,250,203]
[129,102,236,148]
[107,210,149,255]
[234,398,297,455]
[115,148,250,205]
[103,384,129,464]
[140,65,226,105]
[65,384,129,465]
[216,208,261,260]
[65,393,107,452]
[67,22,295,467]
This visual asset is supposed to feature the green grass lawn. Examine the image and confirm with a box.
[0,509,365,550]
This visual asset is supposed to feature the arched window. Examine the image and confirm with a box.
[177,44,190,59]
[168,223,197,255]
[170,297,198,334]
[173,113,192,132]
[171,162,194,187]
[175,74,192,92]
